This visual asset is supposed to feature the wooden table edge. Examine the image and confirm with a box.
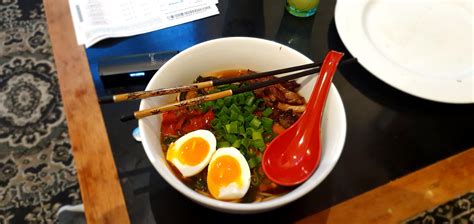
[44,0,130,223]
[297,146,474,224]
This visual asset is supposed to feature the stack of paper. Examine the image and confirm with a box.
[68,0,219,47]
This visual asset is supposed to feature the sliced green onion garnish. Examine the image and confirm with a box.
[250,117,262,129]
[218,141,231,148]
[252,131,263,140]
[261,117,273,129]
[262,107,273,117]
[232,139,241,148]
[248,157,258,169]
[253,139,266,151]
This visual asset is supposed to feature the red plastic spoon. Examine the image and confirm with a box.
[262,50,345,186]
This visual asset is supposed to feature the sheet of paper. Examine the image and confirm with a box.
[68,0,219,47]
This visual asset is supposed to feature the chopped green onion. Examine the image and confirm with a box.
[252,131,263,140]
[224,96,233,107]
[248,157,258,169]
[218,106,229,116]
[202,82,279,169]
[238,125,246,136]
[211,119,220,126]
[218,141,231,148]
[214,129,224,138]
[208,88,219,94]
[219,114,229,123]
[216,98,225,107]
[224,134,238,144]
[229,104,241,114]
[253,139,266,151]
[245,104,257,113]
[228,84,238,90]
[230,111,240,120]
[225,121,239,134]
[250,117,261,129]
[261,117,273,130]
[232,139,241,148]
[262,107,273,117]
[212,122,223,130]
[205,101,215,108]
[245,96,255,106]
[244,114,255,123]
[246,127,255,137]
[241,138,250,149]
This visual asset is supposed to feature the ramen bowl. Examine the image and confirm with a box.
[139,37,346,213]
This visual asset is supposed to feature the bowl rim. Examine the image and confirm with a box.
[139,37,347,212]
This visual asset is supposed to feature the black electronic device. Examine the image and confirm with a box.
[98,51,179,88]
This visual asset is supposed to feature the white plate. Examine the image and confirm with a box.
[335,0,474,103]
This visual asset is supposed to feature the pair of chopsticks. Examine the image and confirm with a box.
[100,58,356,122]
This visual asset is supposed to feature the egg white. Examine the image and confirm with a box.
[166,129,216,177]
[207,147,251,200]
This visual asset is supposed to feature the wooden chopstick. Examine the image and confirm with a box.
[99,62,321,104]
[120,58,357,122]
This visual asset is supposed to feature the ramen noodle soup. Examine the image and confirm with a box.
[160,70,307,202]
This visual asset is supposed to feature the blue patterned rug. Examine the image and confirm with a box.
[0,0,81,223]
[403,191,474,224]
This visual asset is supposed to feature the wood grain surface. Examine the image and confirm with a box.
[297,147,474,224]
[43,0,130,223]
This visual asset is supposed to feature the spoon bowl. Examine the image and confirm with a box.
[262,51,345,186]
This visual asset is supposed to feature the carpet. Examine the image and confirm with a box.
[403,191,474,224]
[0,0,81,223]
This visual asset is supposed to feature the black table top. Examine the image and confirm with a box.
[86,0,474,223]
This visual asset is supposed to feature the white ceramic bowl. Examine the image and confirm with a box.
[139,37,346,213]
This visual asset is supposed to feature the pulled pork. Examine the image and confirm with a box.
[249,76,306,128]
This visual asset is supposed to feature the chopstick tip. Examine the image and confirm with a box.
[120,114,136,122]
[99,95,114,104]
[343,57,358,65]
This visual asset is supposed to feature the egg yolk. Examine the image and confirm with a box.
[167,137,210,166]
[207,155,242,199]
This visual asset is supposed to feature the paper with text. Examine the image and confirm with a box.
[68,0,219,47]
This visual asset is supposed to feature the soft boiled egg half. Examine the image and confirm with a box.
[207,147,251,200]
[166,130,216,177]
